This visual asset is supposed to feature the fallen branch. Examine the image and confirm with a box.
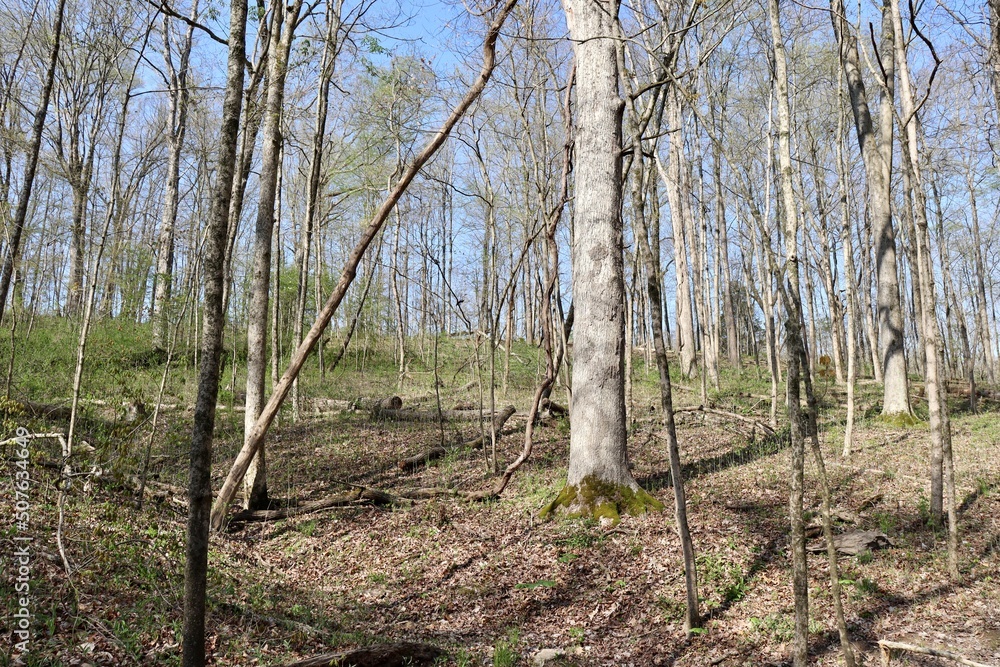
[229,487,403,523]
[877,639,996,667]
[397,405,516,472]
[283,642,443,667]
[375,408,507,423]
[673,405,775,436]
[208,0,521,532]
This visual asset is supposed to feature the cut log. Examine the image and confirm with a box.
[228,488,402,523]
[878,639,996,667]
[367,396,403,417]
[398,405,517,471]
[539,398,567,416]
[283,642,443,667]
[806,529,893,556]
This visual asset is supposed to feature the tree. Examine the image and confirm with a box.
[208,0,519,530]
[0,0,66,325]
[182,0,247,663]
[541,0,661,522]
[243,0,306,510]
[830,0,911,416]
[151,0,199,351]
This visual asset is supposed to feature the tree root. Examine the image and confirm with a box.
[539,476,664,526]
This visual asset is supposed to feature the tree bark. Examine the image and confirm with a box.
[182,0,247,664]
[243,0,304,510]
[831,0,910,415]
[542,0,662,525]
[152,2,199,350]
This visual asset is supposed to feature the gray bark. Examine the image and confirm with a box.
[152,2,199,350]
[183,1,247,664]
[562,0,634,493]
[243,0,304,510]
[831,0,910,415]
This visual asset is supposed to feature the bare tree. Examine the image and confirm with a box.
[830,0,911,416]
[151,0,199,351]
[182,0,247,663]
[0,0,66,324]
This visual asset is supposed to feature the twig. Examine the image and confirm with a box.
[878,639,996,667]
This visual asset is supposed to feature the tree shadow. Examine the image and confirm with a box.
[639,430,789,492]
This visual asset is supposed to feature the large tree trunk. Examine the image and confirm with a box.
[542,0,662,524]
[831,0,910,416]
[183,1,247,664]
[0,0,66,325]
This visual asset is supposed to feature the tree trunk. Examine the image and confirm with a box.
[183,1,247,664]
[831,0,910,415]
[543,0,662,524]
[890,0,956,575]
[0,0,66,325]
[659,88,696,377]
[243,0,303,510]
[152,2,198,350]
[768,2,809,660]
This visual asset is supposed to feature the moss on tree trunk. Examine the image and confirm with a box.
[540,475,664,525]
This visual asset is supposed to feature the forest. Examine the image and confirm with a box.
[0,0,999,664]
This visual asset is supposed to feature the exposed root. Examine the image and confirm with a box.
[539,475,664,526]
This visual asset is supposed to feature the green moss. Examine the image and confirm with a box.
[878,411,922,427]
[540,475,664,525]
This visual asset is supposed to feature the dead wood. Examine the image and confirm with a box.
[125,475,187,508]
[11,400,74,421]
[397,405,517,472]
[229,488,403,523]
[806,529,893,556]
[374,408,505,422]
[540,398,567,416]
[366,396,403,417]
[673,405,776,436]
[283,642,443,667]
[877,639,996,667]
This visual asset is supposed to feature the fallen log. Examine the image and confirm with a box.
[366,396,403,417]
[229,487,402,523]
[673,404,775,436]
[540,398,567,416]
[877,639,996,667]
[283,642,443,667]
[375,408,505,422]
[806,529,893,556]
[398,405,517,471]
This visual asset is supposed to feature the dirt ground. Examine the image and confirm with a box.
[2,384,999,666]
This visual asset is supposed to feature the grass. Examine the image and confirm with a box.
[3,320,999,665]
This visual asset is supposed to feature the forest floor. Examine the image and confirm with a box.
[2,330,999,666]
